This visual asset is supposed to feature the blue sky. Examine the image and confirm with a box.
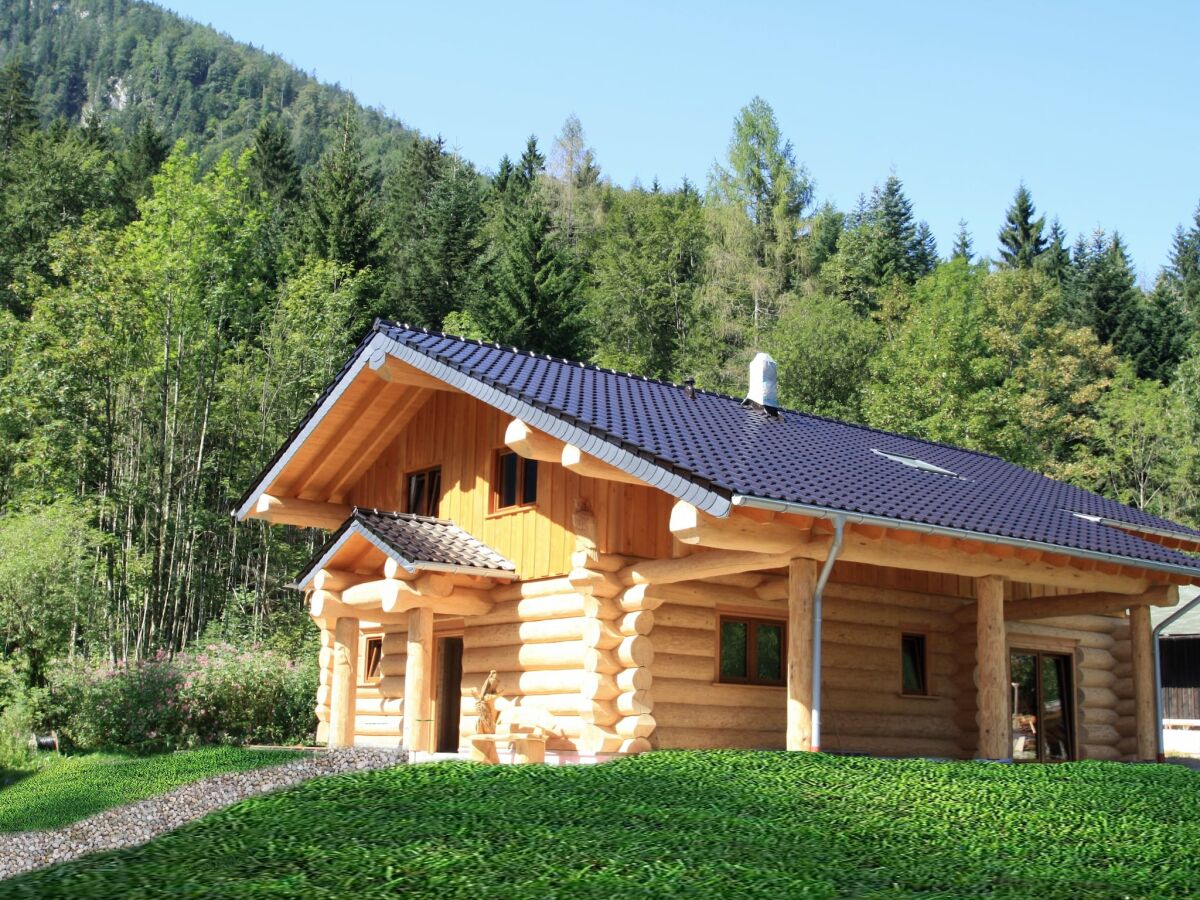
[165,0,1199,280]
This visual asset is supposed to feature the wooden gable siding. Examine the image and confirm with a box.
[350,390,675,580]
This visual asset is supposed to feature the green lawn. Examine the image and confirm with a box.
[1,752,1198,899]
[0,746,303,833]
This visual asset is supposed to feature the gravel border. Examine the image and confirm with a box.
[0,746,407,880]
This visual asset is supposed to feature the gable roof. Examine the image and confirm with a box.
[242,321,1200,583]
[293,509,516,590]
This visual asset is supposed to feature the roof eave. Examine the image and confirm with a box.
[731,494,1200,587]
[234,329,392,522]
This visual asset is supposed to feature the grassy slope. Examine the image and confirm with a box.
[1,751,1197,899]
[0,747,302,832]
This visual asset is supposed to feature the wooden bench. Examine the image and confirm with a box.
[469,704,559,764]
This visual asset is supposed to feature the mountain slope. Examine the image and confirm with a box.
[0,0,415,169]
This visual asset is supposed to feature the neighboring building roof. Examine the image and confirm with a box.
[244,321,1200,582]
[293,509,516,590]
[1154,588,1200,637]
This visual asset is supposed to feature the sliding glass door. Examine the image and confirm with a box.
[1010,650,1075,762]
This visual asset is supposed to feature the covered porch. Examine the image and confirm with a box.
[294,508,516,751]
[653,500,1184,761]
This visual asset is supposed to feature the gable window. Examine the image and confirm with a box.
[493,450,538,510]
[364,637,383,681]
[900,633,928,696]
[718,616,785,686]
[405,466,442,518]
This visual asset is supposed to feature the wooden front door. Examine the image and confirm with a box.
[1010,650,1075,762]
[435,636,464,753]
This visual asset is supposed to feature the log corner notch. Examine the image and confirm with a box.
[504,419,643,486]
[250,494,351,530]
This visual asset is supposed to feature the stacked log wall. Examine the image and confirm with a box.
[352,626,406,748]
[648,580,964,756]
[459,577,594,752]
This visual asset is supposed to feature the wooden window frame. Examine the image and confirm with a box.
[490,448,538,513]
[363,636,383,683]
[1009,647,1078,763]
[404,465,442,518]
[900,632,929,697]
[717,615,786,687]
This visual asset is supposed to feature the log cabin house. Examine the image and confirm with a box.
[235,322,1200,763]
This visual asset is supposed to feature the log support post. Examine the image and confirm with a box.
[329,616,359,748]
[403,606,435,753]
[1130,603,1157,761]
[787,558,818,751]
[975,575,1009,760]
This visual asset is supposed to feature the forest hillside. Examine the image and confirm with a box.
[0,0,1197,700]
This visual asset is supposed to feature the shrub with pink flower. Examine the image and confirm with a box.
[42,644,318,752]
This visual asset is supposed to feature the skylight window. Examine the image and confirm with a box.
[871,448,961,478]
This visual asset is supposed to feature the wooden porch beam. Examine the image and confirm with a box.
[956,584,1179,623]
[670,502,1153,594]
[620,544,830,587]
[252,495,351,530]
[672,502,808,554]
[340,577,493,616]
[312,568,376,592]
[307,590,412,626]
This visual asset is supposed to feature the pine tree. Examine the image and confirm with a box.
[913,222,939,275]
[820,175,935,313]
[514,135,545,194]
[586,185,705,378]
[998,184,1047,268]
[0,60,36,153]
[116,119,169,220]
[250,115,300,206]
[1037,218,1071,287]
[382,136,485,328]
[1162,204,1200,329]
[470,143,583,356]
[301,109,380,274]
[951,220,973,263]
[1070,230,1150,370]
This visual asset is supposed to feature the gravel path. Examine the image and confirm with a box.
[0,746,407,880]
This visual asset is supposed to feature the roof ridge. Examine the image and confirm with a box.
[374,319,1008,465]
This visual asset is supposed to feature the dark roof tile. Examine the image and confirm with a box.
[375,321,1200,576]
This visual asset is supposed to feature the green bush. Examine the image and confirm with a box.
[0,696,34,773]
[181,643,318,747]
[41,644,317,753]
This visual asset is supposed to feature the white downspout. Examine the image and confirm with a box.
[1153,591,1200,762]
[811,516,846,752]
